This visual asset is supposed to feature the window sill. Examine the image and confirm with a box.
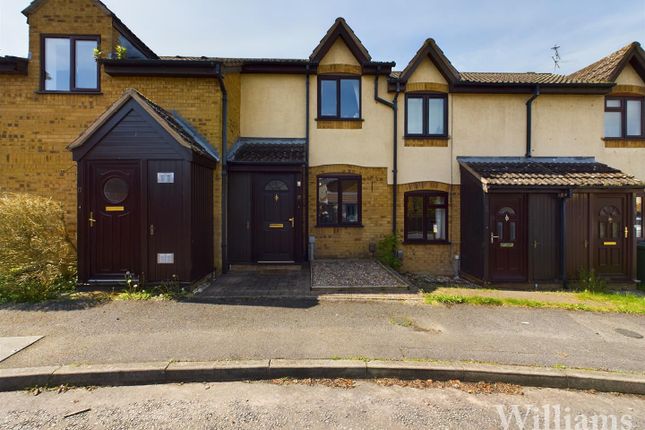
[403,240,451,245]
[35,90,103,95]
[403,136,450,147]
[603,137,645,148]
[316,119,363,129]
[315,224,364,228]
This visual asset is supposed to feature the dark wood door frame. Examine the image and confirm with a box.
[488,193,528,282]
[228,164,306,264]
[82,160,142,281]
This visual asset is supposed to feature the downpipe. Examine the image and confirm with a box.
[525,85,540,158]
[215,63,229,273]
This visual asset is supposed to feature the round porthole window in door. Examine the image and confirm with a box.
[103,177,129,204]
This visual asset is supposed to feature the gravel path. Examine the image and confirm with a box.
[1,381,643,429]
[312,260,407,288]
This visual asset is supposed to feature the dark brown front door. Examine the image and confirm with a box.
[89,162,140,280]
[489,194,527,282]
[254,174,296,262]
[592,195,628,277]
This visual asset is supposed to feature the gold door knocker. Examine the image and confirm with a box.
[274,193,279,203]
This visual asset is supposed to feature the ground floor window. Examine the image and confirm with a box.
[317,175,362,226]
[404,191,448,242]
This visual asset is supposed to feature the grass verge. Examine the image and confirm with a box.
[424,291,645,314]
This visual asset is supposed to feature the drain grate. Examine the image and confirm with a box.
[615,328,644,339]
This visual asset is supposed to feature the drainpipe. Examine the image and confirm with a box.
[305,64,311,260]
[374,69,400,235]
[525,85,540,158]
[215,63,229,273]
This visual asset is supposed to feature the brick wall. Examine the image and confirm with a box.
[308,165,460,273]
[0,0,224,271]
[308,165,391,258]
[397,181,461,274]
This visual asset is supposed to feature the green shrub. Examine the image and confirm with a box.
[376,234,402,270]
[0,193,76,303]
[577,268,607,293]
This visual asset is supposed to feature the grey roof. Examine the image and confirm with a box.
[134,91,217,160]
[459,157,642,188]
[228,138,306,164]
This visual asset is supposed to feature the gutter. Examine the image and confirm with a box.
[374,69,400,235]
[525,85,540,158]
[215,63,229,273]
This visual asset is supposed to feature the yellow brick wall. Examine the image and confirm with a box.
[397,182,460,274]
[308,165,391,258]
[308,165,459,273]
[0,0,224,271]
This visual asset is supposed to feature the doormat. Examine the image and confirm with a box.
[0,336,43,363]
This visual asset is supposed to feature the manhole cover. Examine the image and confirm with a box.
[615,328,644,339]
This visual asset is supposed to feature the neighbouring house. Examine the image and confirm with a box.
[1,0,644,287]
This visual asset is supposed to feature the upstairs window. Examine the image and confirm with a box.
[317,175,362,226]
[318,76,361,119]
[406,94,448,137]
[404,191,448,243]
[42,36,100,92]
[604,97,644,138]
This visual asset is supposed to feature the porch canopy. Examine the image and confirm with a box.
[227,137,307,265]
[458,157,643,286]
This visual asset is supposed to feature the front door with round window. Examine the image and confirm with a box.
[88,162,140,280]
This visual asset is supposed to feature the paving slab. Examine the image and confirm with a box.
[0,336,43,363]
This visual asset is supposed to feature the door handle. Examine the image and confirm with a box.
[533,240,538,249]
[625,227,629,238]
[490,233,499,244]
[289,217,295,228]
[89,211,96,227]
[149,224,155,236]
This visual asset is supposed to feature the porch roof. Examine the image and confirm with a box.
[68,88,219,161]
[228,138,306,164]
[458,157,643,189]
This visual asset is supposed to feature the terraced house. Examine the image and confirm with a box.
[1,0,645,287]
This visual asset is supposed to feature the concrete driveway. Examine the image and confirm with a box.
[0,300,643,372]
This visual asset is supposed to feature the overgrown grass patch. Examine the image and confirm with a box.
[424,291,645,315]
[0,193,77,303]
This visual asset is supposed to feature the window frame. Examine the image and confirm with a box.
[40,34,101,93]
[604,96,645,139]
[403,190,449,244]
[636,191,645,241]
[404,93,449,138]
[316,174,362,227]
[317,76,362,121]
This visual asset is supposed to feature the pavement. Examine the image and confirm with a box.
[1,381,644,429]
[0,299,643,373]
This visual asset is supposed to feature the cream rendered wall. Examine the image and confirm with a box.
[308,39,394,180]
[319,39,360,66]
[615,64,644,86]
[397,56,645,185]
[407,57,448,84]
[397,58,528,185]
[239,74,306,138]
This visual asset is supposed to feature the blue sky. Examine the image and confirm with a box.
[1,0,643,74]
